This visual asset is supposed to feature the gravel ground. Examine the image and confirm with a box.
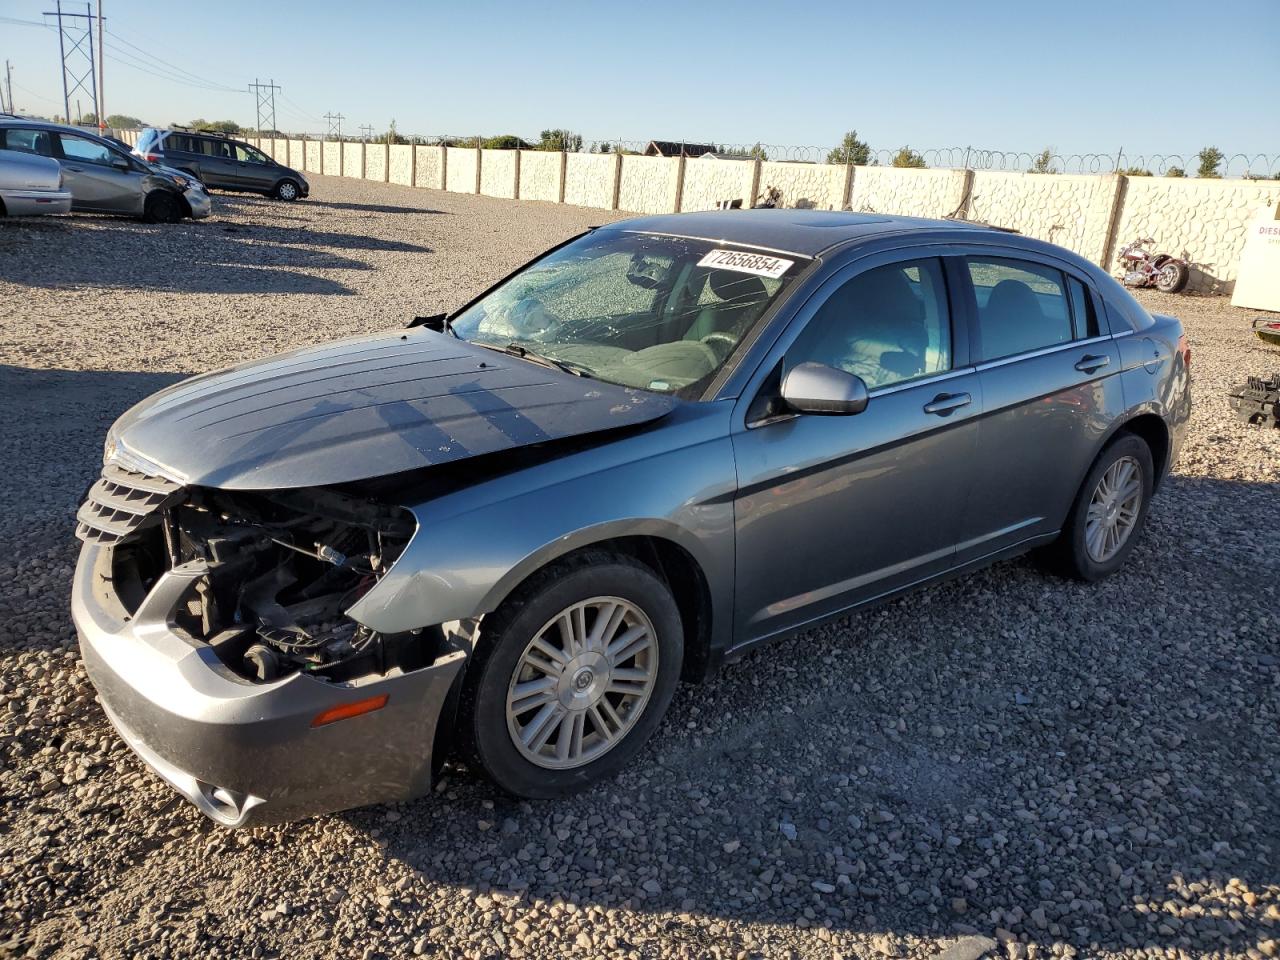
[1,177,1277,960]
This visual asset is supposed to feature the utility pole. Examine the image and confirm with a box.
[45,1,100,124]
[3,61,13,115]
[96,0,104,131]
[324,111,344,139]
[247,78,281,134]
[358,123,374,141]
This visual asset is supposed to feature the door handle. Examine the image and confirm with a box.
[923,392,972,416]
[67,166,85,172]
[1074,354,1110,373]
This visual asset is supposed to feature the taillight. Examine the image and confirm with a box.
[144,153,161,162]
[1177,333,1191,372]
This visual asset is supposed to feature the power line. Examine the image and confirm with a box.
[324,112,344,138]
[103,26,242,92]
[359,123,374,140]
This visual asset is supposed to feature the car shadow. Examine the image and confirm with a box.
[303,198,450,216]
[0,217,374,294]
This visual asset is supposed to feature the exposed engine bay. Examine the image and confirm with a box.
[107,485,437,684]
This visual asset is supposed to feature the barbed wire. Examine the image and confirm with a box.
[234,130,1280,179]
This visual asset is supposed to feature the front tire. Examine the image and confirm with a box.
[274,179,301,201]
[1047,434,1154,581]
[459,552,683,799]
[142,191,180,223]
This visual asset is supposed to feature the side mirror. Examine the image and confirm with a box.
[111,156,131,170]
[781,362,869,415]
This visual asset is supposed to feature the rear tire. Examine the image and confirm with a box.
[142,191,180,224]
[458,552,683,799]
[1045,433,1154,582]
[1154,259,1189,293]
[274,179,301,201]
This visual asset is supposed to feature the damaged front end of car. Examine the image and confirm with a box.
[72,460,466,827]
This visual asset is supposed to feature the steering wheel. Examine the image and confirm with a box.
[700,332,738,360]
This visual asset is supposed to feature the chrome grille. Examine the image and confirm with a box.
[75,462,183,545]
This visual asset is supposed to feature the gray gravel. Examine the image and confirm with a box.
[1,177,1277,960]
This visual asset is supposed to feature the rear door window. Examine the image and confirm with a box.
[966,258,1073,362]
[2,128,54,156]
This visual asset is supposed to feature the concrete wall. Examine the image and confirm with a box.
[618,155,681,215]
[139,124,1268,295]
[519,150,563,203]
[446,147,478,193]
[759,161,847,209]
[388,144,414,186]
[564,153,617,209]
[304,140,321,174]
[322,141,341,176]
[969,171,1122,264]
[1112,177,1280,293]
[415,145,445,190]
[479,150,518,199]
[365,144,388,182]
[342,142,363,178]
[849,166,967,220]
[680,156,757,212]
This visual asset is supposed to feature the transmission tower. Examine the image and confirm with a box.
[248,78,281,133]
[324,111,344,138]
[43,1,100,124]
[358,124,374,140]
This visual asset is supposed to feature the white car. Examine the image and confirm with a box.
[0,148,72,216]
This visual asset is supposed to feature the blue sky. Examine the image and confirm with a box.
[2,0,1277,159]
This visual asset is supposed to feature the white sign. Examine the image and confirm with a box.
[1232,203,1280,313]
[698,248,794,279]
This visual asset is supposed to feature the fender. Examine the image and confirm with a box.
[347,402,738,658]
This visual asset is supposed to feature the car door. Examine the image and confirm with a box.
[197,137,239,188]
[954,253,1126,562]
[731,253,981,644]
[233,142,277,190]
[55,133,144,213]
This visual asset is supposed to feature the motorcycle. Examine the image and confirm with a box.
[1115,237,1191,293]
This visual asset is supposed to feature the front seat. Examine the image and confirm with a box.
[682,271,769,344]
[808,268,929,388]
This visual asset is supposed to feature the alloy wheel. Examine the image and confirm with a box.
[505,596,658,770]
[1085,455,1143,563]
[278,182,298,200]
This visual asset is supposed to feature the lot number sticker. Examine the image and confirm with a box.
[697,249,793,279]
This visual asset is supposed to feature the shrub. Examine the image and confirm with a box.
[1029,148,1058,174]
[1118,166,1153,176]
[892,146,926,168]
[482,134,532,150]
[539,129,582,152]
[1166,167,1186,178]
[105,114,143,129]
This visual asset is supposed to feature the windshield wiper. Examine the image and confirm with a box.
[470,341,593,378]
[503,343,594,378]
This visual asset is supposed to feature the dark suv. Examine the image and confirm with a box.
[134,128,309,201]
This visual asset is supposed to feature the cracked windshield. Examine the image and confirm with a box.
[450,232,804,395]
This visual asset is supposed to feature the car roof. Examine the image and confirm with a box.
[601,209,1007,258]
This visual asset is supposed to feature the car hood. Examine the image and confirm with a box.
[109,330,676,490]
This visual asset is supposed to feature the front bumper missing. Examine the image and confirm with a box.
[72,542,464,827]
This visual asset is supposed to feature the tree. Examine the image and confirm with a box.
[79,111,97,125]
[1165,167,1186,178]
[1030,148,1058,174]
[827,130,871,166]
[539,129,582,152]
[1118,166,1153,177]
[189,119,241,134]
[482,134,532,150]
[382,120,407,145]
[106,113,143,129]
[892,146,926,168]
[596,141,613,154]
[1196,146,1224,179]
